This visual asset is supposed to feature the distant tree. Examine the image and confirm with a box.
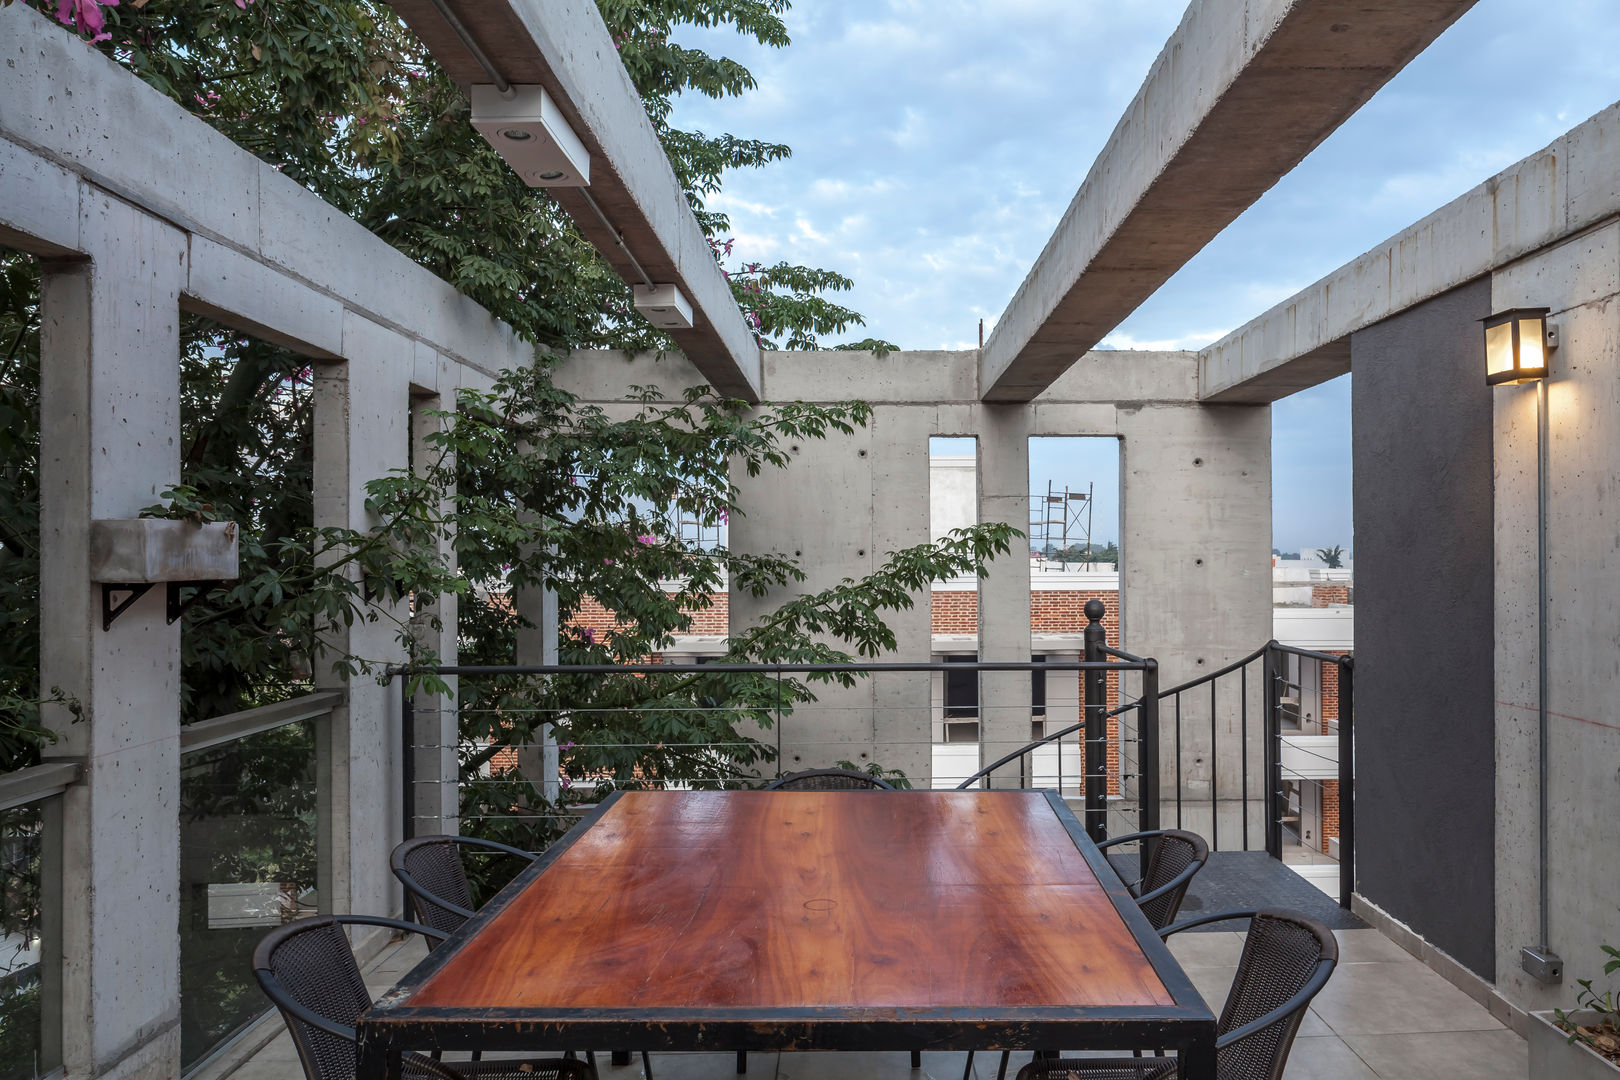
[1315,545,1345,569]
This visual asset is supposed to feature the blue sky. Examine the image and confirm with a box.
[667,0,1620,553]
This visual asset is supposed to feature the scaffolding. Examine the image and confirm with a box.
[1030,480,1094,570]
[676,506,724,550]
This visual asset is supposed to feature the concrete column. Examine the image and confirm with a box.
[1491,225,1620,1010]
[976,408,1032,787]
[513,581,560,804]
[38,191,186,1080]
[1045,651,1082,795]
[1118,403,1271,846]
[409,374,458,835]
[312,312,410,916]
[867,407,933,783]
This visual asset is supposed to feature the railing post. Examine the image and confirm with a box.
[1140,660,1160,836]
[1082,600,1108,842]
[1337,656,1355,910]
[400,678,415,921]
[1263,644,1283,860]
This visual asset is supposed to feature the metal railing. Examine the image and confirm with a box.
[1148,641,1354,908]
[0,762,78,1080]
[177,691,340,1075]
[391,627,1352,908]
[395,628,1161,849]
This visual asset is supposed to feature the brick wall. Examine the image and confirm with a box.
[1311,583,1351,607]
[571,592,729,639]
[1318,649,1348,851]
[931,591,978,634]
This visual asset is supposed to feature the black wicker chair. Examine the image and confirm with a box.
[1008,909,1339,1080]
[252,914,597,1080]
[390,835,537,937]
[764,768,895,790]
[1097,829,1210,929]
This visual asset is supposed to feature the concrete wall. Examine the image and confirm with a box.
[1350,277,1497,980]
[1491,219,1620,1014]
[1,8,517,1076]
[555,349,1274,801]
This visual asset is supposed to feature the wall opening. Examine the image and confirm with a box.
[172,314,324,1070]
[0,245,57,1080]
[1027,436,1121,797]
[929,437,978,784]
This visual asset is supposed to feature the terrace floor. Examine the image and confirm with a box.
[227,925,1527,1080]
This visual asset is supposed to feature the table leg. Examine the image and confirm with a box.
[1182,1034,1217,1080]
[356,1035,400,1080]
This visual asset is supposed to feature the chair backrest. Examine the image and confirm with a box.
[253,916,375,1080]
[1216,911,1337,1080]
[765,767,895,791]
[1135,829,1208,928]
[393,836,476,934]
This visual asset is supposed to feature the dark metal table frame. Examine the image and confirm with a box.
[356,790,1217,1079]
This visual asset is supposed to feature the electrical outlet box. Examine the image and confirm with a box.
[1522,946,1564,984]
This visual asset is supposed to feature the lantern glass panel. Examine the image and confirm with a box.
[1485,320,1515,379]
[1518,316,1546,375]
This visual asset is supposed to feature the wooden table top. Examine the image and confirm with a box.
[404,790,1173,1012]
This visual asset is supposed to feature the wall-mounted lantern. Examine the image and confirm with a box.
[1485,304,1563,984]
[1483,307,1553,385]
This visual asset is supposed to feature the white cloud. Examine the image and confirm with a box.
[1100,329,1229,353]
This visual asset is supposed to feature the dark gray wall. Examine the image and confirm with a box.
[1351,276,1495,980]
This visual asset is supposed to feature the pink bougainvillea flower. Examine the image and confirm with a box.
[580,628,597,644]
[235,0,256,8]
[635,534,657,546]
[718,508,729,525]
[56,0,118,43]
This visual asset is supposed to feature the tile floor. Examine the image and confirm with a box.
[233,928,1527,1080]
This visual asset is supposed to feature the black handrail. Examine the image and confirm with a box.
[397,660,1140,677]
[1154,642,1270,700]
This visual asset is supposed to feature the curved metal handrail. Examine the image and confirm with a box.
[1271,642,1354,666]
[1154,642,1272,700]
[951,696,1148,791]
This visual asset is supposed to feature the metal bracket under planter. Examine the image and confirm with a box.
[90,519,239,631]
[101,580,231,631]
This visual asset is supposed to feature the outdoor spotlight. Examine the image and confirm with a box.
[633,284,695,330]
[470,85,591,187]
[1483,307,1554,385]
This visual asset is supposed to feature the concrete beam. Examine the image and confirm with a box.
[386,0,763,401]
[1199,99,1620,403]
[980,0,1477,403]
[0,3,534,380]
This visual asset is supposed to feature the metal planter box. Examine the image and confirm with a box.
[1530,1011,1620,1080]
[89,519,238,583]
